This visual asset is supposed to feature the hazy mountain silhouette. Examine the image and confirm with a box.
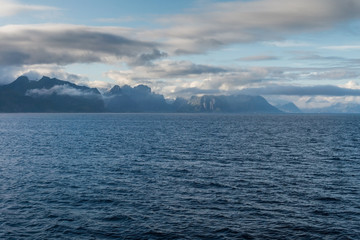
[105,86,281,113]
[276,102,302,113]
[0,76,284,113]
[104,84,171,112]
[0,76,104,112]
[174,95,282,113]
[303,102,360,113]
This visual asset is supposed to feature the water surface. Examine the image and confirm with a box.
[1,113,359,239]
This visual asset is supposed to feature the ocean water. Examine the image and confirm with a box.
[0,113,359,240]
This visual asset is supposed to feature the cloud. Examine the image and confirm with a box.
[303,70,360,80]
[26,85,97,98]
[1,0,360,73]
[84,81,113,91]
[238,55,279,61]
[129,49,168,66]
[170,87,222,97]
[261,65,360,82]
[263,40,311,48]
[0,66,24,84]
[240,84,360,96]
[103,55,360,98]
[292,54,345,61]
[340,80,360,89]
[95,17,137,23]
[0,24,163,66]
[105,60,283,97]
[279,95,360,109]
[0,63,112,93]
[321,45,360,50]
[0,64,89,85]
[153,0,360,54]
[0,0,58,17]
[106,60,228,84]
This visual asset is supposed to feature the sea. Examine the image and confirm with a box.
[0,113,359,240]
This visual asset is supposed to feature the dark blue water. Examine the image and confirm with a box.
[1,113,359,239]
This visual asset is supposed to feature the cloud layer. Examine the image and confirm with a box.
[0,24,163,66]
[2,0,358,67]
[154,0,360,54]
[1,0,360,66]
[240,85,360,96]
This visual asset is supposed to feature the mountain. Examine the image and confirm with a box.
[0,76,283,113]
[105,86,281,113]
[175,95,282,113]
[0,76,104,112]
[104,84,172,112]
[304,103,360,113]
[276,102,302,113]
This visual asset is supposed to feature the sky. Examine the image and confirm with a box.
[1,0,360,108]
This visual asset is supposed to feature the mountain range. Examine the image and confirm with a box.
[174,95,281,113]
[104,84,172,112]
[0,76,104,112]
[2,75,344,113]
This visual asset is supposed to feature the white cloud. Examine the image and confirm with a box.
[105,60,283,97]
[264,40,311,48]
[321,45,360,50]
[303,70,360,80]
[340,80,360,89]
[26,85,97,98]
[84,81,113,91]
[239,84,360,96]
[0,64,90,85]
[103,58,360,98]
[0,0,58,17]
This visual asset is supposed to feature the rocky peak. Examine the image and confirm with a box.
[109,85,122,95]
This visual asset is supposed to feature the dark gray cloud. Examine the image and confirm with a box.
[293,54,346,61]
[238,55,279,61]
[129,49,168,66]
[106,60,228,84]
[168,63,227,77]
[239,85,360,96]
[0,25,160,65]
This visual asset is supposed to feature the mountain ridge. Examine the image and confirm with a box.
[0,76,283,113]
[0,76,104,112]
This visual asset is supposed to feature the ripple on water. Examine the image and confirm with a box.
[0,113,360,239]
